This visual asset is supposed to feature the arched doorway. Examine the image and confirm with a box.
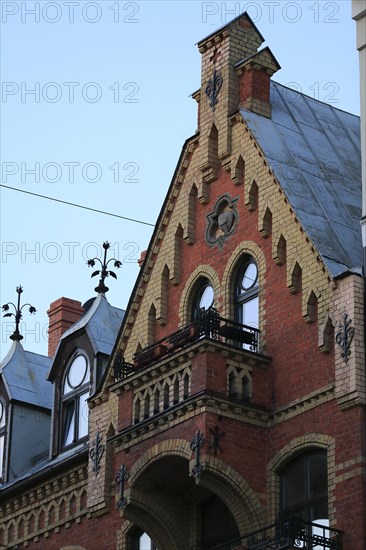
[123,454,245,550]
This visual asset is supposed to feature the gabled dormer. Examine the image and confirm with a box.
[0,286,53,484]
[48,293,124,458]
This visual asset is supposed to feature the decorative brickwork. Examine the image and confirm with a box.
[0,464,88,548]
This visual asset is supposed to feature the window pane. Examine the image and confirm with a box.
[241,262,258,290]
[309,452,328,498]
[0,434,4,478]
[243,297,259,328]
[311,502,328,522]
[139,533,152,549]
[78,392,89,439]
[0,400,5,427]
[199,285,214,310]
[63,401,75,447]
[282,455,306,508]
[66,355,88,391]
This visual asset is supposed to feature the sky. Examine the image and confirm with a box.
[0,0,361,357]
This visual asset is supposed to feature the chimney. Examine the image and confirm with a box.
[236,47,281,118]
[138,249,147,268]
[47,297,84,357]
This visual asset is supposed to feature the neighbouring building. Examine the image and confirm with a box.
[1,13,364,550]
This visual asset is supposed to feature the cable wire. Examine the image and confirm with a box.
[0,184,155,228]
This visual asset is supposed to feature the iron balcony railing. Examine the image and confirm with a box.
[114,307,260,381]
[195,517,343,550]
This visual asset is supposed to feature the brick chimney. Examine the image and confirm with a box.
[138,249,147,268]
[236,47,280,118]
[47,297,84,357]
[195,13,280,191]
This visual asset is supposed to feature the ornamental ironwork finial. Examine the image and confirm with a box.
[2,286,36,342]
[335,312,355,364]
[89,431,105,476]
[115,464,129,510]
[205,69,223,112]
[86,241,122,294]
[190,429,205,484]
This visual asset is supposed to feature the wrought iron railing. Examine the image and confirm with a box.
[113,307,260,382]
[195,517,343,550]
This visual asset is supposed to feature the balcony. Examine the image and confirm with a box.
[196,517,343,550]
[114,307,260,382]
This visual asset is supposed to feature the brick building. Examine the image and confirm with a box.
[1,13,365,550]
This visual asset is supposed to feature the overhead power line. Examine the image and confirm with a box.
[0,184,155,228]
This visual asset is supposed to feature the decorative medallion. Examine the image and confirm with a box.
[89,431,105,476]
[115,464,129,510]
[190,429,205,484]
[335,312,355,364]
[205,69,223,112]
[205,193,239,249]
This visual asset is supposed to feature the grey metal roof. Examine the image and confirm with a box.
[240,81,362,278]
[0,341,53,409]
[56,293,124,356]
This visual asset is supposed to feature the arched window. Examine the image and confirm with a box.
[280,450,328,524]
[133,531,158,550]
[0,397,6,481]
[235,257,259,329]
[191,278,214,320]
[61,353,90,448]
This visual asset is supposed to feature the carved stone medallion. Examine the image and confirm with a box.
[205,193,239,249]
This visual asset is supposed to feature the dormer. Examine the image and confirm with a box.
[47,293,124,457]
[0,341,52,484]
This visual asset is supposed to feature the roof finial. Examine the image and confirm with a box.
[2,285,36,341]
[87,241,122,294]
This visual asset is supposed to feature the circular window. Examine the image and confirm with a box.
[66,355,88,390]
[199,284,214,310]
[241,262,258,291]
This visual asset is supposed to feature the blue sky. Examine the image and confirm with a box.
[0,0,361,356]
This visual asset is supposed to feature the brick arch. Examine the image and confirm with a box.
[267,433,336,524]
[198,454,264,533]
[129,439,192,485]
[179,264,221,325]
[122,487,182,550]
[128,441,263,540]
[221,241,266,343]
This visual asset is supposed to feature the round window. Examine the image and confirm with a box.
[241,262,258,291]
[66,355,88,390]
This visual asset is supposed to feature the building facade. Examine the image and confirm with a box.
[1,13,364,550]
